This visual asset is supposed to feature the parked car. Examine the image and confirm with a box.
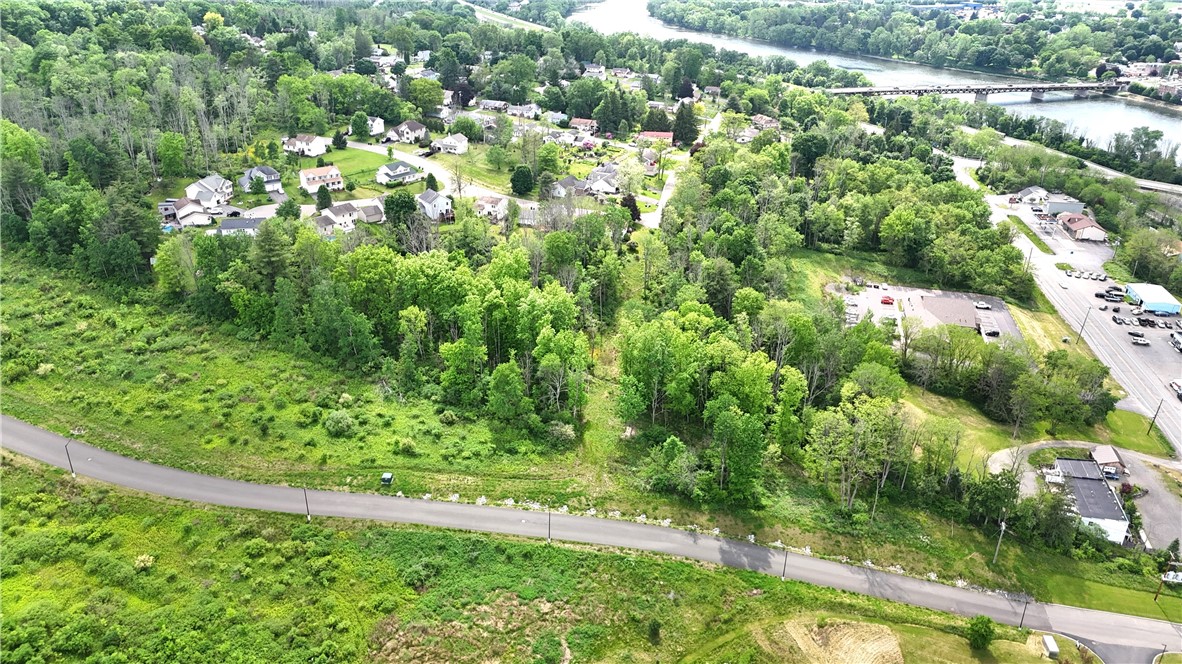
[974,301,992,310]
[1094,292,1108,298]
[1099,274,1108,281]
[1112,306,1121,313]
[1059,282,1068,289]
[881,296,894,305]
[1159,320,1171,329]
[1099,304,1108,311]
[1128,330,1145,338]
[1106,286,1123,293]
[1169,380,1182,402]
[1132,308,1143,315]
[1112,315,1123,324]
[1132,338,1150,346]
[1153,310,1171,317]
[983,329,1000,337]
[1091,273,1101,280]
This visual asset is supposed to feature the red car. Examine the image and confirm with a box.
[881,296,895,305]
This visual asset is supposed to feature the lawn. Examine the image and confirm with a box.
[5,256,1182,623]
[2,459,1044,663]
[1008,215,1052,254]
[1008,288,1099,362]
[784,249,940,303]
[430,143,513,192]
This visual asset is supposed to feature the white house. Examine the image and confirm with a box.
[570,118,598,134]
[376,160,424,186]
[387,120,428,144]
[641,148,659,176]
[507,103,541,119]
[751,114,778,131]
[475,195,509,220]
[158,197,213,227]
[185,174,233,212]
[582,63,606,79]
[585,163,619,196]
[283,134,330,157]
[478,99,510,112]
[349,116,385,136]
[299,165,344,194]
[431,133,469,155]
[1018,185,1048,205]
[543,111,569,125]
[412,49,432,63]
[324,202,358,233]
[416,189,452,220]
[239,166,283,194]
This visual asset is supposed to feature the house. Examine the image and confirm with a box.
[441,90,457,107]
[311,215,336,237]
[736,126,761,144]
[376,161,424,185]
[1090,446,1125,475]
[637,131,673,142]
[1046,192,1085,215]
[543,111,569,125]
[1054,458,1129,544]
[416,189,452,220]
[1059,213,1108,242]
[570,118,598,133]
[431,133,469,155]
[585,163,619,196]
[552,175,586,199]
[348,116,385,136]
[641,148,660,176]
[459,111,498,129]
[299,165,344,194]
[358,203,384,223]
[387,120,428,144]
[1017,185,1048,205]
[416,69,439,81]
[751,114,779,131]
[323,202,358,233]
[610,67,633,78]
[704,85,722,96]
[283,134,330,157]
[210,217,265,236]
[646,101,666,110]
[507,103,541,119]
[158,197,212,227]
[426,105,455,124]
[475,195,509,220]
[412,49,431,63]
[582,63,606,79]
[185,174,233,212]
[239,166,283,194]
[478,99,510,112]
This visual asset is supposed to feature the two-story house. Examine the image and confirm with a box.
[299,165,344,194]
[185,174,233,212]
[386,120,428,144]
[283,134,330,157]
[416,189,452,221]
[376,161,424,186]
[238,166,283,194]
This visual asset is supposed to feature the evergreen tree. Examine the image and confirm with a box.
[642,108,671,132]
[332,131,347,150]
[250,219,292,290]
[678,77,694,99]
[316,184,332,210]
[672,103,699,145]
[621,193,641,221]
[425,173,439,191]
[510,165,535,195]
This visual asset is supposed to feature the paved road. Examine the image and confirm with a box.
[988,441,1182,551]
[3,415,1179,662]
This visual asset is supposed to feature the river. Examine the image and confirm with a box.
[568,0,1181,149]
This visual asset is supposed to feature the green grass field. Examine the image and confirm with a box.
[4,256,1181,623]
[431,144,512,192]
[3,459,1050,663]
[1008,215,1052,254]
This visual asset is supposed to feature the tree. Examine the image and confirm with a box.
[158,132,187,177]
[486,145,508,171]
[425,173,439,191]
[642,107,671,132]
[511,165,535,195]
[451,116,485,143]
[672,102,698,145]
[620,193,640,221]
[408,78,444,113]
[350,111,370,139]
[537,143,562,175]
[965,616,995,651]
[316,185,332,210]
[249,176,267,195]
[332,131,347,150]
[384,190,416,227]
[488,358,530,422]
[276,198,301,219]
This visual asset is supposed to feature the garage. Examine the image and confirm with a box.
[1125,283,1181,314]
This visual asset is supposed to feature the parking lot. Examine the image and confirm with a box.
[842,282,1022,342]
[992,196,1114,272]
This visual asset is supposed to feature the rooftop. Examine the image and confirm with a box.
[1067,476,1127,521]
[922,296,979,329]
[1091,445,1123,467]
[1056,458,1104,480]
[1127,283,1180,306]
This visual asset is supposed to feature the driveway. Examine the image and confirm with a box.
[3,414,1181,663]
[269,191,288,204]
[987,441,1182,550]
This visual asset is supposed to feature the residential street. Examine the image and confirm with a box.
[3,414,1180,664]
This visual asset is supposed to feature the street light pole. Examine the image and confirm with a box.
[64,441,76,478]
[992,521,1007,565]
[1075,306,1092,344]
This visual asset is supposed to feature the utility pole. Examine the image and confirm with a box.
[547,510,551,544]
[303,488,311,523]
[781,550,788,581]
[1146,398,1164,434]
[1019,597,1030,628]
[992,521,1007,565]
[1075,306,1092,344]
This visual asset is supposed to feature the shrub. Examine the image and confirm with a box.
[439,410,458,425]
[966,615,995,650]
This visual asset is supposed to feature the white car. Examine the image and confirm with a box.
[1059,282,1068,289]
[1132,338,1150,346]
[1132,308,1143,316]
[974,301,992,310]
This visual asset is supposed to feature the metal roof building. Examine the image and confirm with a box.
[1125,283,1181,315]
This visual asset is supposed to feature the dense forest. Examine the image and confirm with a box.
[649,0,1182,79]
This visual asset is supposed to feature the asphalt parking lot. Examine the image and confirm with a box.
[842,282,1022,342]
[996,197,1114,271]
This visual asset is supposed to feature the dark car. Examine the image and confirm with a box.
[1094,292,1107,298]
[984,329,1000,337]
[1128,330,1145,338]
[1112,315,1123,324]
[1112,306,1121,313]
[1154,310,1171,317]
[1106,286,1123,293]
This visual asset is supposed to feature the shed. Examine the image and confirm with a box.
[1042,635,1059,659]
[1090,445,1124,473]
[1125,283,1181,314]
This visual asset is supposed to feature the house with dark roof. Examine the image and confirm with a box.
[416,189,452,220]
[239,166,283,194]
[387,120,428,144]
[1054,458,1129,544]
[376,161,424,186]
[210,217,265,236]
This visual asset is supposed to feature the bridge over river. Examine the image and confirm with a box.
[826,81,1123,102]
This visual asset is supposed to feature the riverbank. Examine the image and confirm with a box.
[1116,90,1182,113]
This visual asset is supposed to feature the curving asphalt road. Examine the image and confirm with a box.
[2,414,1180,662]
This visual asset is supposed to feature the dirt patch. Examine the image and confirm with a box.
[780,618,905,664]
[369,592,583,663]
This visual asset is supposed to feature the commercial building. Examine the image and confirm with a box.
[1058,213,1107,242]
[1046,193,1085,215]
[1054,458,1129,544]
[1125,283,1181,314]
